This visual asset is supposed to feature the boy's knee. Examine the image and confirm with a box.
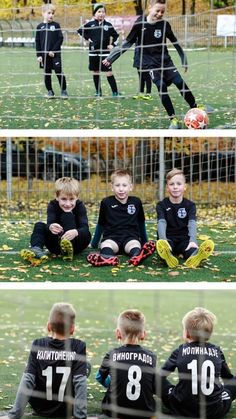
[124,239,141,254]
[101,239,119,253]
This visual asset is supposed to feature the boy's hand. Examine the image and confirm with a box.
[102,58,111,67]
[185,242,198,251]
[107,44,113,51]
[49,223,63,234]
[37,56,43,63]
[61,229,78,241]
[48,51,55,57]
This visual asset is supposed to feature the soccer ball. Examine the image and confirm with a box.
[184,108,209,129]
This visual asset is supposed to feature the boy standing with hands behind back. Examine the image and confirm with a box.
[156,168,214,268]
[36,3,68,99]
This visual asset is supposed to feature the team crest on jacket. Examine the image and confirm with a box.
[103,25,109,31]
[127,204,136,214]
[154,29,162,38]
[178,208,187,218]
[50,25,56,31]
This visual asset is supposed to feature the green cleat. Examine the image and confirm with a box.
[60,239,74,261]
[185,240,215,268]
[156,239,179,268]
[169,117,182,129]
[20,247,48,265]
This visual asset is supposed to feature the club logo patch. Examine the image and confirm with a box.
[103,25,109,31]
[154,29,162,38]
[50,25,56,31]
[127,204,136,215]
[178,208,187,218]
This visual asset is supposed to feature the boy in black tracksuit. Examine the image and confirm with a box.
[21,177,91,264]
[35,3,68,98]
[77,3,121,97]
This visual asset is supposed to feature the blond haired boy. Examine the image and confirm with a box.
[7,303,87,418]
[87,169,155,266]
[35,3,68,98]
[21,177,91,264]
[160,307,236,418]
[156,168,214,268]
[96,309,157,418]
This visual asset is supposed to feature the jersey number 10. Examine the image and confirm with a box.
[187,359,215,396]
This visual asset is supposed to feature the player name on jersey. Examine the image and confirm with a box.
[182,346,219,357]
[36,350,77,361]
[112,351,154,365]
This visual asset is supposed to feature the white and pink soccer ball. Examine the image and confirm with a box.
[184,108,209,129]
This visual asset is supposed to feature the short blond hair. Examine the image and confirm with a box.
[182,307,216,342]
[111,169,132,184]
[55,177,80,197]
[48,302,76,336]
[42,3,56,13]
[117,309,145,341]
[166,168,186,183]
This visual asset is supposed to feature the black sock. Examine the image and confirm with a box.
[107,75,118,93]
[129,247,141,257]
[93,74,101,94]
[100,247,115,258]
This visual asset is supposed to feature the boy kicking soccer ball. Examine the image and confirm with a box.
[156,168,214,268]
[21,177,91,265]
[87,169,155,267]
[7,302,88,419]
[96,309,157,418]
[160,307,236,418]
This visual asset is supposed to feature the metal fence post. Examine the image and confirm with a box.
[6,137,12,201]
[159,137,165,201]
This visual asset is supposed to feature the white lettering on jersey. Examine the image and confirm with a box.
[37,350,77,360]
[127,204,136,215]
[177,208,187,218]
[182,346,219,357]
[111,205,118,208]
[113,351,153,365]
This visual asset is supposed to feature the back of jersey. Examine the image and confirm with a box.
[26,336,86,417]
[102,344,157,418]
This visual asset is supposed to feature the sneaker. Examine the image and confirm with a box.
[141,94,153,101]
[87,253,119,266]
[46,90,55,99]
[129,240,156,266]
[185,240,214,268]
[169,117,182,129]
[197,104,214,114]
[60,239,73,261]
[20,246,48,264]
[61,90,68,99]
[156,240,179,268]
[112,92,124,98]
[133,93,142,99]
[95,91,102,97]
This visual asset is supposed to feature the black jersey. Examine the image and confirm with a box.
[25,336,86,417]
[156,197,196,240]
[78,19,119,56]
[47,199,90,239]
[35,21,63,57]
[161,341,234,418]
[98,196,145,241]
[98,344,157,418]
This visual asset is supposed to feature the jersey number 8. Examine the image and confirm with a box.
[126,365,142,401]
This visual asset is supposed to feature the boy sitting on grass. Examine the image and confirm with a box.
[6,302,88,419]
[159,307,236,418]
[96,309,157,418]
[87,169,155,267]
[156,168,214,268]
[21,177,91,264]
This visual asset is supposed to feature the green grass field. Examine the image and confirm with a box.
[0,47,235,129]
[0,220,235,282]
[0,289,236,418]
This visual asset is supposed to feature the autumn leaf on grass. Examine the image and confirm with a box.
[198,235,211,241]
[0,244,13,251]
[168,271,180,277]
